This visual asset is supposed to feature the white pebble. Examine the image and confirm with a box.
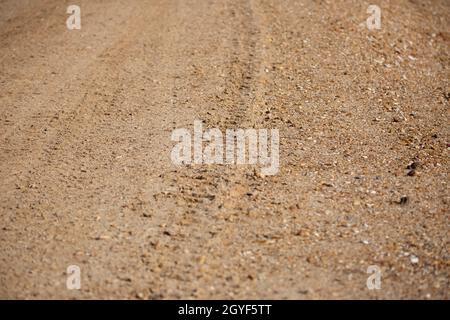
[410,255,419,264]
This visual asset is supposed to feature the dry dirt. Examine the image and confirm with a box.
[0,0,449,299]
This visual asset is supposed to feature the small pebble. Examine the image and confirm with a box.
[399,196,409,205]
[410,255,419,264]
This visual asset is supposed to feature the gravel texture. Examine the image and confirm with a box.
[0,0,449,299]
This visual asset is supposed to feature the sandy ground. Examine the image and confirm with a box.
[0,0,449,299]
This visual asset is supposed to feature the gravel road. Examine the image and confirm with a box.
[0,0,449,299]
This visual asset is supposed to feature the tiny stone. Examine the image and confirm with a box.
[406,161,419,170]
[407,169,416,176]
[399,196,409,205]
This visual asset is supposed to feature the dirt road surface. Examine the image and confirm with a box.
[0,0,449,299]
